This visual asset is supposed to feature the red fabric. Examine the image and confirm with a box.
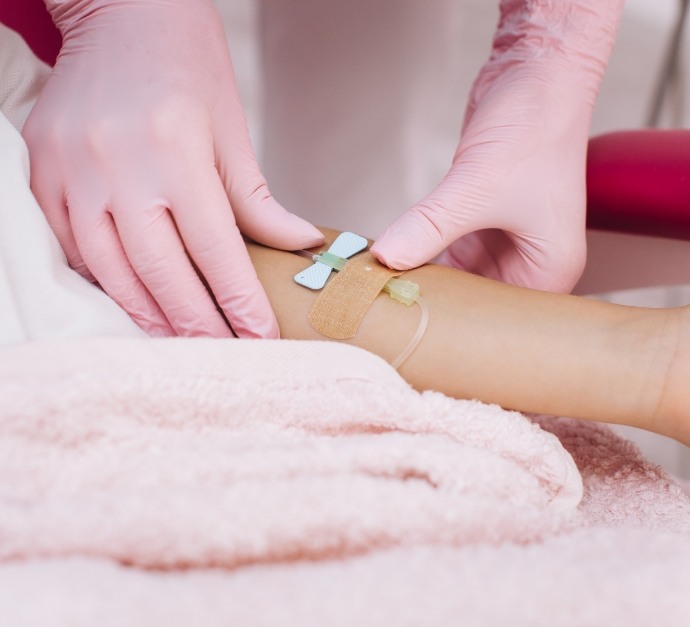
[0,0,61,66]
[587,130,690,240]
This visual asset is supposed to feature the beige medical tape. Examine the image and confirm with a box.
[308,252,403,340]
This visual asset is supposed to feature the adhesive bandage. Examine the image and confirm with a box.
[308,251,404,340]
[293,232,429,369]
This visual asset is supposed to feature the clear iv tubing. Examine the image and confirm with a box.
[390,296,429,370]
[294,249,429,370]
[293,249,320,261]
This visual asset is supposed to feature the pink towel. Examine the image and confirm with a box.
[0,338,581,569]
[1,337,689,625]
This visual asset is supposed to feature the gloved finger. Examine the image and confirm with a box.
[442,229,533,281]
[234,186,325,252]
[441,229,583,293]
[113,202,235,338]
[371,202,449,271]
[168,169,280,340]
[212,100,324,252]
[70,208,176,337]
[28,160,96,283]
[371,167,489,271]
[472,230,571,292]
[433,230,499,272]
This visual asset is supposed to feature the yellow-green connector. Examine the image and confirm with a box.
[315,251,348,271]
[382,277,419,306]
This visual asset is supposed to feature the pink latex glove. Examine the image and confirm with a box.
[372,0,625,293]
[23,0,324,338]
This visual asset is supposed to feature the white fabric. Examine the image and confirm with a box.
[0,24,143,346]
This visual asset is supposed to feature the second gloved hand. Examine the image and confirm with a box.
[372,0,625,293]
[24,0,324,338]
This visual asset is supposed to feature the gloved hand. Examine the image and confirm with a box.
[372,0,625,293]
[24,0,324,338]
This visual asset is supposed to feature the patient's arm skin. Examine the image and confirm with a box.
[246,228,689,446]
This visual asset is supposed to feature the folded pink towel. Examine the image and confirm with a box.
[0,337,581,569]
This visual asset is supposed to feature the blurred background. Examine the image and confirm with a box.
[220,0,688,134]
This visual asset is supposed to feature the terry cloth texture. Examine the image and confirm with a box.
[1,337,690,625]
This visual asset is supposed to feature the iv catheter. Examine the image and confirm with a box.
[291,235,429,370]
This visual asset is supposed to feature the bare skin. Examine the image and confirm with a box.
[246,228,689,447]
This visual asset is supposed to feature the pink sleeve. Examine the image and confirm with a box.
[0,0,61,66]
[587,130,690,240]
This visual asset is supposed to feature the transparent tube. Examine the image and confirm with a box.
[390,296,429,370]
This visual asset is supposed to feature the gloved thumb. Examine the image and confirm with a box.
[212,77,324,252]
[371,175,482,270]
[232,180,325,252]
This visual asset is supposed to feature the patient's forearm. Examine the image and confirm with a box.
[246,231,678,434]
